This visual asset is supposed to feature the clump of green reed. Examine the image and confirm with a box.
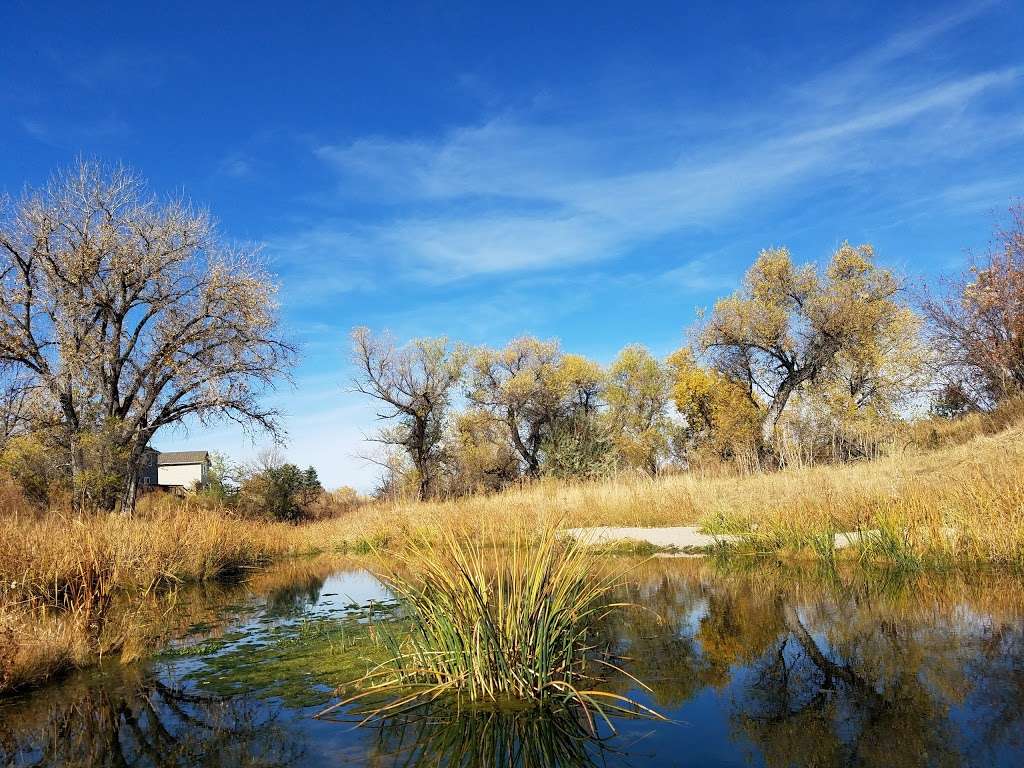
[319,528,661,730]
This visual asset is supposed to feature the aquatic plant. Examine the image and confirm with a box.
[319,528,661,729]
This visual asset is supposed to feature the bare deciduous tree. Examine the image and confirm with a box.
[350,327,466,500]
[0,161,296,512]
[923,201,1024,409]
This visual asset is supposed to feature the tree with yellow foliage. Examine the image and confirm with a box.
[668,347,761,464]
[605,345,671,475]
[798,306,929,460]
[559,353,606,417]
[445,409,521,494]
[466,337,566,477]
[698,243,902,454]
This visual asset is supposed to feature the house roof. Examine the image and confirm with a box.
[156,451,209,466]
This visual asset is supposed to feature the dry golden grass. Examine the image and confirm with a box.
[699,427,1024,568]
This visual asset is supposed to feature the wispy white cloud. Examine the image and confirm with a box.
[657,255,739,293]
[304,6,1021,283]
[20,114,132,146]
[941,176,1024,209]
[43,46,185,92]
[790,0,1000,106]
[216,153,255,179]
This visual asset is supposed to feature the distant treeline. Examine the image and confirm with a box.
[352,208,1024,500]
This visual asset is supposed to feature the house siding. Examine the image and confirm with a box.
[157,463,205,488]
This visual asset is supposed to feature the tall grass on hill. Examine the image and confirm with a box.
[319,528,661,729]
[702,434,1024,569]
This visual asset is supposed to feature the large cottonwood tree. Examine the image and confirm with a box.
[0,161,295,511]
[466,337,566,477]
[699,244,901,450]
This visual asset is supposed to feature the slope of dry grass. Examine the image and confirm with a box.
[332,424,1024,568]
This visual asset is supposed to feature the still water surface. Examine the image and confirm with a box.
[2,558,1023,767]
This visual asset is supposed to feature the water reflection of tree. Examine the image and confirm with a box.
[687,564,1024,767]
[262,571,327,617]
[0,666,303,767]
[695,586,785,688]
[730,600,965,767]
[600,568,716,707]
[362,704,616,768]
[601,560,1024,767]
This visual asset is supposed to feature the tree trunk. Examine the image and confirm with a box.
[118,468,139,516]
[416,463,430,501]
[60,395,88,512]
[646,454,658,477]
[413,417,431,501]
[760,378,800,458]
[116,437,150,516]
[506,409,541,477]
[760,395,787,448]
[524,456,541,478]
[69,433,87,512]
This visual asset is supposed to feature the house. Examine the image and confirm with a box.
[141,449,210,492]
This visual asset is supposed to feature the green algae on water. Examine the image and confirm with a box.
[180,610,402,708]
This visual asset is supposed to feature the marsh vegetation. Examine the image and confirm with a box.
[320,530,659,727]
[3,410,1024,695]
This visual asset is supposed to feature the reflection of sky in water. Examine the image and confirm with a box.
[315,569,393,611]
[242,567,396,629]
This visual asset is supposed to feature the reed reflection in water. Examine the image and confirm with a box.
[350,704,619,768]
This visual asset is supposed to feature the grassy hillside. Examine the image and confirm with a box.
[341,422,1024,568]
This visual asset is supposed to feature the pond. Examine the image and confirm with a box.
[2,556,1023,767]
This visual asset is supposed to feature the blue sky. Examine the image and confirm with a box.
[2,1,1022,490]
